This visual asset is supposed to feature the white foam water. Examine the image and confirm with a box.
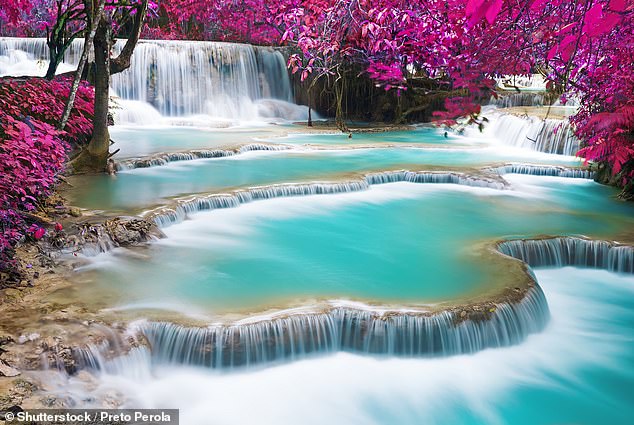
[41,268,634,425]
[484,113,581,156]
[147,174,508,228]
[0,37,310,122]
[116,143,293,170]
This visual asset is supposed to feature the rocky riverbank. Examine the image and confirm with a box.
[0,185,162,411]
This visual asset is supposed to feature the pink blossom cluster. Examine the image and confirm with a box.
[0,77,94,270]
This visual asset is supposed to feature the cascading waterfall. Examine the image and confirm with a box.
[150,181,372,228]
[498,237,634,273]
[116,143,293,170]
[111,99,163,126]
[490,164,594,179]
[110,40,293,119]
[72,342,153,379]
[69,235,634,372]
[145,167,596,230]
[0,37,80,76]
[75,166,594,256]
[495,75,547,90]
[147,171,508,228]
[0,37,304,121]
[486,114,581,156]
[71,285,548,371]
[489,92,545,108]
[363,170,505,187]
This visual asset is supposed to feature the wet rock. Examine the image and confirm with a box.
[0,405,23,418]
[0,360,20,377]
[104,217,162,246]
[13,378,37,394]
[43,343,76,374]
[39,395,61,407]
[0,335,14,346]
[0,379,35,410]
[40,336,60,351]
[68,207,82,217]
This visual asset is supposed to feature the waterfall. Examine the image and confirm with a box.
[111,99,163,125]
[0,37,78,76]
[69,235,634,372]
[70,285,548,371]
[110,40,293,119]
[142,289,548,368]
[495,75,547,90]
[0,37,304,121]
[363,170,506,188]
[72,342,153,379]
[489,92,545,108]
[147,171,508,228]
[486,114,581,156]
[116,143,293,170]
[498,237,634,274]
[490,164,594,179]
[149,181,372,228]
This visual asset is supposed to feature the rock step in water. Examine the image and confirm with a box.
[147,171,508,228]
[489,92,546,108]
[71,236,633,372]
[498,237,634,274]
[145,166,592,229]
[115,143,293,170]
[489,163,594,179]
[72,284,548,371]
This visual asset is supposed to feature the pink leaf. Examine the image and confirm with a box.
[485,0,504,24]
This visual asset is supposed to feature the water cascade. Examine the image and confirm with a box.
[116,143,293,170]
[147,171,508,228]
[490,164,594,179]
[495,75,547,90]
[489,92,545,108]
[487,114,581,156]
[70,284,548,371]
[66,235,634,372]
[110,40,294,119]
[0,37,304,121]
[499,237,634,273]
[0,37,78,76]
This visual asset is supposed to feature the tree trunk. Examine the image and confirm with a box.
[334,71,349,133]
[44,6,84,80]
[110,0,149,75]
[69,1,148,173]
[45,49,63,80]
[59,0,105,131]
[69,16,111,172]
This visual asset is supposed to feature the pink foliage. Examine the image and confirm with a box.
[276,0,634,185]
[1,0,633,192]
[0,77,94,269]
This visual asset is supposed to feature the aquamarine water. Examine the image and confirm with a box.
[6,36,633,425]
[75,176,634,315]
[109,126,455,159]
[62,122,634,425]
[51,268,634,425]
[260,127,457,145]
[70,146,583,212]
[109,126,286,158]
